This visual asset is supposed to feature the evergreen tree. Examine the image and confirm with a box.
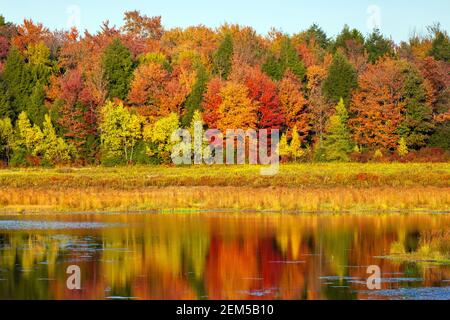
[397,65,434,149]
[213,33,233,79]
[334,25,364,51]
[304,24,329,49]
[322,52,358,104]
[429,28,450,62]
[365,29,394,63]
[279,37,305,80]
[261,54,282,80]
[319,98,353,161]
[262,36,305,81]
[1,46,29,119]
[182,64,208,127]
[102,39,134,100]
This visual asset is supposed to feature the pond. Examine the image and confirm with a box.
[0,213,449,300]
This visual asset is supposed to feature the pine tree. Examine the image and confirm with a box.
[397,65,434,149]
[262,36,305,81]
[1,46,29,119]
[320,98,353,162]
[279,37,305,80]
[429,28,450,62]
[333,25,364,52]
[365,29,394,63]
[103,39,134,100]
[322,52,358,104]
[213,33,233,79]
[182,64,208,127]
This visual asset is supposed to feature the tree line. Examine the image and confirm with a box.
[0,12,449,166]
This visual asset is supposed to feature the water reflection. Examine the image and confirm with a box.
[0,213,448,300]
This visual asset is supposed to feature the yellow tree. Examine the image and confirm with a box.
[216,82,257,132]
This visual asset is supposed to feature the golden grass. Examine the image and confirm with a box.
[0,163,448,213]
[0,186,448,213]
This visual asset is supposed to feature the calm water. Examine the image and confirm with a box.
[0,213,449,300]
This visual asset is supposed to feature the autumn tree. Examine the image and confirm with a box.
[278,71,309,139]
[202,77,223,128]
[306,64,331,140]
[102,38,134,100]
[236,65,284,130]
[350,58,406,151]
[128,61,168,113]
[322,51,358,105]
[47,68,99,160]
[216,82,257,132]
[122,11,164,40]
[99,101,143,164]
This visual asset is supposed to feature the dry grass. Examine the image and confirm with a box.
[0,163,448,213]
[0,186,448,213]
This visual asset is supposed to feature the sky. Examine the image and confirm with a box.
[1,0,449,42]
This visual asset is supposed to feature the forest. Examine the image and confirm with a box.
[0,11,449,167]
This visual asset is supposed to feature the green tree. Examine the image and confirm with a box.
[304,24,330,49]
[318,98,353,162]
[213,33,233,79]
[263,36,305,81]
[397,65,434,149]
[0,46,30,119]
[13,111,44,156]
[428,26,450,62]
[103,39,134,100]
[365,29,394,63]
[334,25,364,51]
[36,114,73,164]
[182,64,208,127]
[0,117,13,162]
[99,101,143,164]
[322,52,358,104]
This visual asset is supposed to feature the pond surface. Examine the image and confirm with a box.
[0,213,448,300]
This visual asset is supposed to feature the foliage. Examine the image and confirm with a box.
[99,101,143,164]
[322,51,358,104]
[182,63,208,127]
[316,99,353,162]
[365,29,394,63]
[102,39,134,100]
[143,113,179,163]
[262,36,305,81]
[213,33,233,79]
[216,82,257,131]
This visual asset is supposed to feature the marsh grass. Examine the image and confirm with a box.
[388,230,450,264]
[0,163,448,213]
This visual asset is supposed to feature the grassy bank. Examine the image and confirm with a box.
[0,163,449,213]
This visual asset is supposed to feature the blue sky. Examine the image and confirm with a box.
[2,0,449,42]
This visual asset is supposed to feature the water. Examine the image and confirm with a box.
[0,213,448,300]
